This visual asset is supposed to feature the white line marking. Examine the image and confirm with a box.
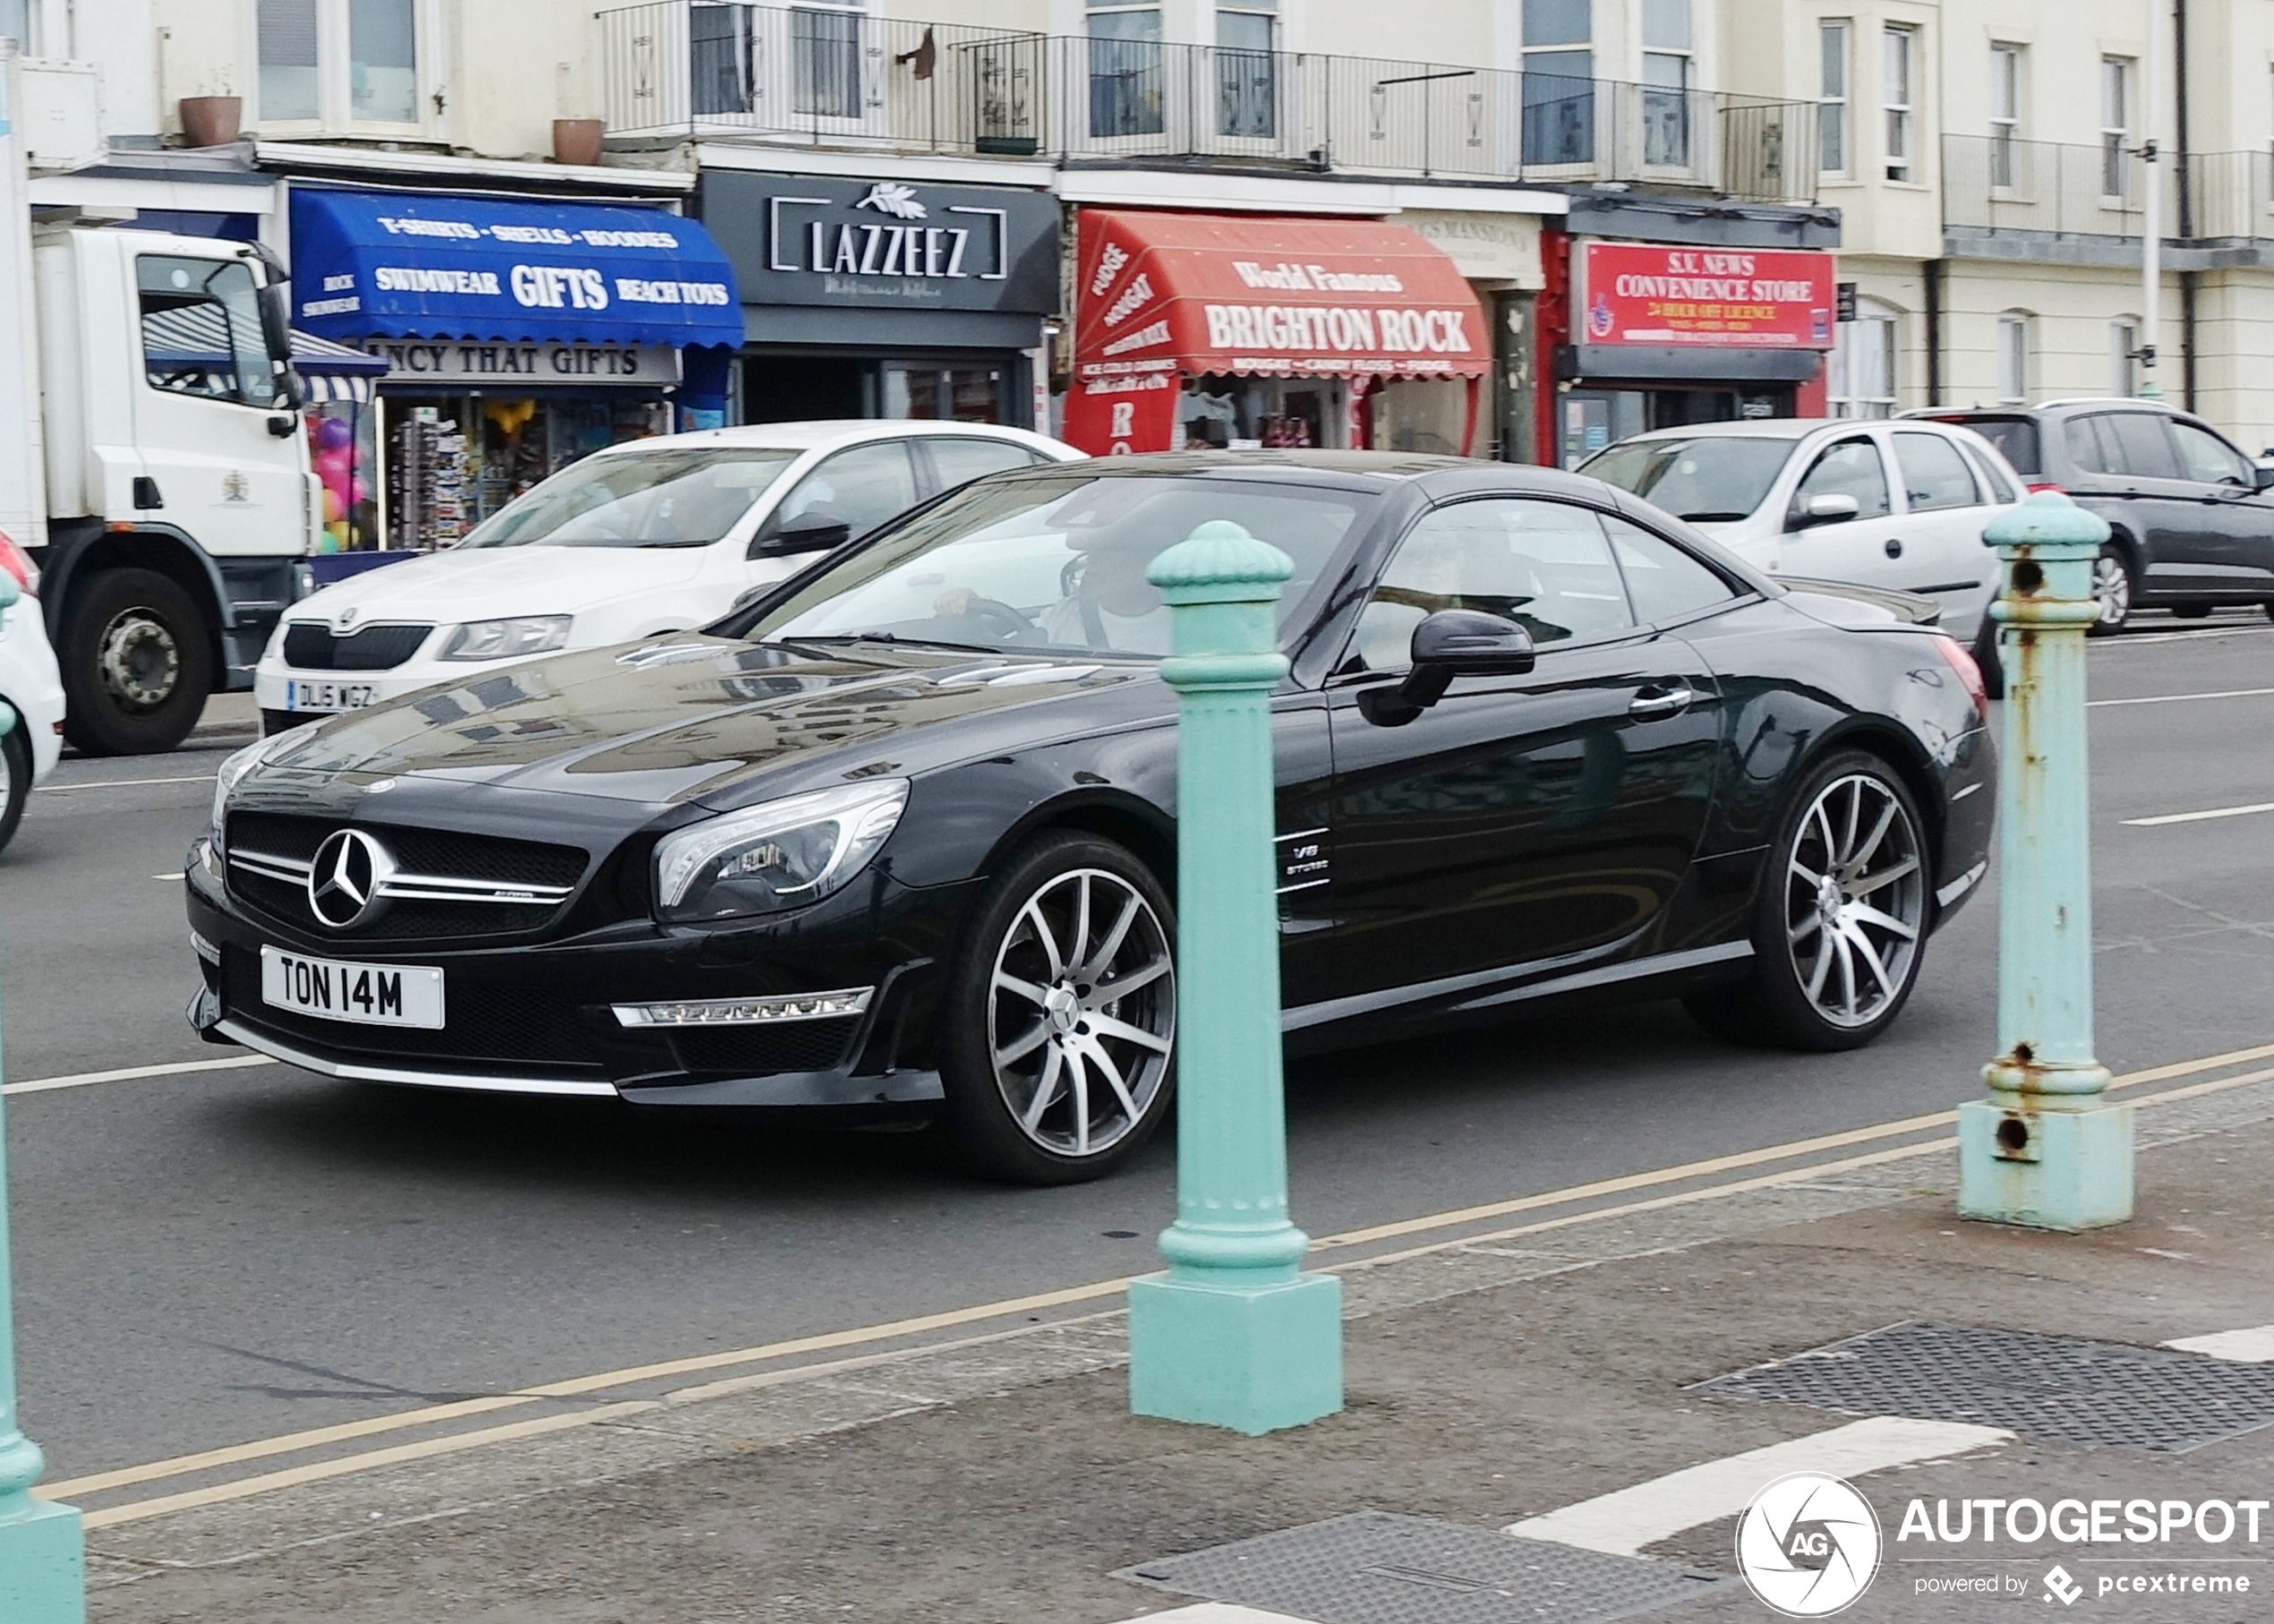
[2097,624,2274,647]
[1110,1609,1318,1624]
[151,872,184,882]
[2122,800,2274,827]
[2164,1325,2274,1363]
[36,773,215,793]
[3,1054,277,1097]
[2090,687,2274,708]
[1505,1417,2011,1557]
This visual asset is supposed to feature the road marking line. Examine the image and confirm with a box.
[3,1054,277,1097]
[2122,801,2274,827]
[76,1402,659,1531]
[1506,1417,2013,1556]
[2164,1326,2274,1363]
[34,774,215,793]
[1110,1609,1318,1624]
[150,872,185,882]
[2090,687,2274,707]
[2099,624,2274,646]
[51,1047,2274,1518]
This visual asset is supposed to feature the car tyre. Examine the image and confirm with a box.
[2086,543,2135,637]
[1683,749,1931,1052]
[60,568,211,755]
[0,723,31,856]
[936,832,1176,1185]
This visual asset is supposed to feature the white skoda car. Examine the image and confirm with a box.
[254,420,1082,733]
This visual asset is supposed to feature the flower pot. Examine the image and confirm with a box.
[552,119,604,167]
[178,96,242,149]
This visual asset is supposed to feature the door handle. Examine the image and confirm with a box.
[1884,537,1905,559]
[1629,686,1697,719]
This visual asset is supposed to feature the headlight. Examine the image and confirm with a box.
[653,779,909,922]
[439,616,572,661]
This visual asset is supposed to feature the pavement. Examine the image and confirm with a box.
[75,1052,2274,1622]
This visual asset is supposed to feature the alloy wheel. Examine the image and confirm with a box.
[986,868,1175,1158]
[97,609,181,714]
[1782,773,1928,1030]
[2092,549,2132,628]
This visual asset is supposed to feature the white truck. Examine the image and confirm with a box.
[3,53,316,754]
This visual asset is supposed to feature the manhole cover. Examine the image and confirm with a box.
[1694,1321,2274,1452]
[1116,1510,1719,1624]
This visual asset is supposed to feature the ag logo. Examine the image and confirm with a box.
[1735,1472,1882,1617]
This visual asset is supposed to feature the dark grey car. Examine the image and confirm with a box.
[1911,400,2274,631]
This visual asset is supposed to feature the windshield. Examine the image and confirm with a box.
[749,473,1370,658]
[1581,436,1798,522]
[459,448,800,549]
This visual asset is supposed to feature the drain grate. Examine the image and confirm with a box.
[1116,1511,1719,1624]
[1694,1321,2274,1453]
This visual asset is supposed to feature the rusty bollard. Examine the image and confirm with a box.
[1957,491,2131,1230]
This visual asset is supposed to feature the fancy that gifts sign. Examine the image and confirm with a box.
[1577,243,1837,349]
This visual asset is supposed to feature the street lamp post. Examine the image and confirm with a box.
[1958,491,2133,1231]
[1126,521,1343,1436]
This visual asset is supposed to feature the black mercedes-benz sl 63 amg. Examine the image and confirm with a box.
[186,452,1995,1184]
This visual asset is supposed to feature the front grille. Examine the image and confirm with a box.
[670,1018,861,1075]
[221,948,594,1067]
[282,622,433,671]
[226,814,589,942]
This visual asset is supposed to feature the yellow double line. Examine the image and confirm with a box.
[56,1041,2274,1531]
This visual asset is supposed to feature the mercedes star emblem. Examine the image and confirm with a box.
[306,828,394,930]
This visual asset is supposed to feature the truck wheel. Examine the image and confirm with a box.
[61,568,212,756]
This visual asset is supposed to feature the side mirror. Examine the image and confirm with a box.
[749,511,851,559]
[1363,610,1535,725]
[2253,466,2274,492]
[1788,492,1860,532]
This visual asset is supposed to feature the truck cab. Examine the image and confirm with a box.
[24,227,316,753]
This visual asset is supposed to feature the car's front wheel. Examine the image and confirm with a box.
[936,833,1176,1184]
[2088,543,2135,636]
[1686,750,1931,1051]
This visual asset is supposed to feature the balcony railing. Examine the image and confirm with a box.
[597,3,1819,203]
[2183,149,2274,241]
[1943,132,2175,240]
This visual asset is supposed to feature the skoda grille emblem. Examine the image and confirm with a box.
[307,829,394,930]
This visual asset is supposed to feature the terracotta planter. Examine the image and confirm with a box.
[177,96,242,149]
[552,118,604,167]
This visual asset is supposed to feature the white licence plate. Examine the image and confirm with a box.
[261,946,444,1029]
[285,680,378,714]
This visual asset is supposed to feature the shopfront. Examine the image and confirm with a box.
[697,171,1058,430]
[287,188,741,548]
[1064,209,1490,457]
[1542,227,1839,468]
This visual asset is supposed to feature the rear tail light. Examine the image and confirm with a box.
[2024,481,2065,495]
[0,531,38,597]
[1934,634,1989,718]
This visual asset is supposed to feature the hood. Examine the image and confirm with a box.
[256,637,1162,806]
[286,545,713,627]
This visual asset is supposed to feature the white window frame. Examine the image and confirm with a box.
[1997,312,2032,406]
[248,0,444,139]
[1989,42,2022,191]
[1817,19,1851,178]
[1830,296,1899,419]
[1882,24,1915,184]
[2100,56,2134,200]
[2110,317,2140,397]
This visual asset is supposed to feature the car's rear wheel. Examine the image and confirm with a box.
[1685,750,1930,1052]
[936,833,1176,1184]
[0,724,31,855]
[2087,543,2135,636]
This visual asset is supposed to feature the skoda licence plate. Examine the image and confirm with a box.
[261,946,444,1029]
[285,680,377,713]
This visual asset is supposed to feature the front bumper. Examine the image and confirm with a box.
[185,857,975,1113]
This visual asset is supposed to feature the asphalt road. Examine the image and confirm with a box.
[4,613,2270,1477]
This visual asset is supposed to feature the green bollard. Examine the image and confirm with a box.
[1126,520,1343,1435]
[1958,491,2133,1231]
[0,568,85,1622]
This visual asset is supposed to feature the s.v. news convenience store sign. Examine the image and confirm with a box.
[1577,243,1837,349]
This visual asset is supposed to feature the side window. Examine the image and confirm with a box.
[1791,438,1893,519]
[2065,415,2114,474]
[1601,515,1738,623]
[1892,432,1981,512]
[1961,441,2020,503]
[1344,499,1634,673]
[926,437,1042,494]
[2103,412,2183,479]
[137,254,281,407]
[2168,421,2254,486]
[776,440,921,540]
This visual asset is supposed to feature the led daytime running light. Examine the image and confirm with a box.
[612,988,874,1028]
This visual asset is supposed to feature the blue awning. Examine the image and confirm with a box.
[289,189,742,350]
[292,329,389,403]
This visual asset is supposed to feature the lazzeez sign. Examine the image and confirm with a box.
[1577,243,1837,350]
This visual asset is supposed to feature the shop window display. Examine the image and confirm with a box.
[378,394,671,551]
[303,404,378,552]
